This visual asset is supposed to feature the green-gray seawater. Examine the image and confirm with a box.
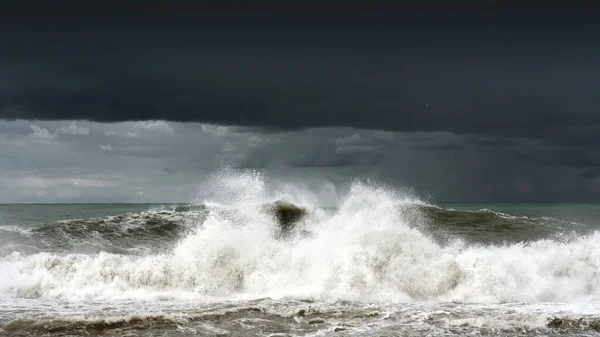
[2,195,600,336]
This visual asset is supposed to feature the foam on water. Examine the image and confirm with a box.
[1,171,600,306]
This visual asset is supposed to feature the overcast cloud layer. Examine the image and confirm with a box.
[1,4,599,202]
[1,120,598,203]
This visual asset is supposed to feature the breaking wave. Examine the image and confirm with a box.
[1,171,600,305]
[0,207,207,255]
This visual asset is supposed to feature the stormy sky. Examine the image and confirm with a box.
[1,3,600,203]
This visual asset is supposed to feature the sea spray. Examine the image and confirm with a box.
[2,171,600,305]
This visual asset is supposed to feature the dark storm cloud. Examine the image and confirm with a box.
[1,3,600,142]
[407,131,600,178]
[287,145,384,168]
[577,169,600,180]
[2,2,600,201]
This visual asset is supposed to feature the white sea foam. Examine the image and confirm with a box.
[0,225,33,236]
[1,171,600,305]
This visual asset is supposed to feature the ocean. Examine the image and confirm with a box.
[2,175,600,336]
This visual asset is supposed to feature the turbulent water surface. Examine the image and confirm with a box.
[2,173,600,336]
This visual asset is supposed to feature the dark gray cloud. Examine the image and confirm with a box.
[3,49,599,139]
[1,4,600,202]
[0,120,598,203]
[577,169,600,180]
[1,5,600,141]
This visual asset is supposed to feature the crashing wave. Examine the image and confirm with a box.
[1,172,599,306]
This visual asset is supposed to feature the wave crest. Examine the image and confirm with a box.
[1,174,599,305]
